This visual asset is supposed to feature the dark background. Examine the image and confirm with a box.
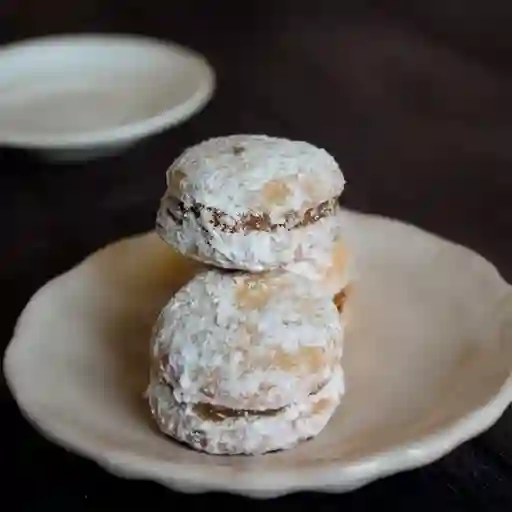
[1,1,512,509]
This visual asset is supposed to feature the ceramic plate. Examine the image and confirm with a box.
[0,34,215,160]
[4,210,512,498]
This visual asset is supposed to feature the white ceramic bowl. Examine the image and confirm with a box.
[4,210,512,498]
[0,34,215,161]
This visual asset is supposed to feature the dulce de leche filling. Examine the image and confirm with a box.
[193,402,284,422]
[161,196,339,233]
[190,378,330,423]
[333,288,348,313]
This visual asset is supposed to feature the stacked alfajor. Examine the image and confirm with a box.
[148,135,351,455]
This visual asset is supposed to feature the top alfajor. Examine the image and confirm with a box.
[156,134,345,271]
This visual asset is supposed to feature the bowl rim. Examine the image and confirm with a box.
[0,33,215,149]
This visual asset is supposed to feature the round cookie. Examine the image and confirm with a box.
[156,134,346,271]
[149,269,344,413]
[147,365,344,455]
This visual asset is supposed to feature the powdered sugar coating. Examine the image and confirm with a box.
[156,203,343,272]
[166,135,345,222]
[147,365,344,455]
[151,270,344,411]
[284,211,355,296]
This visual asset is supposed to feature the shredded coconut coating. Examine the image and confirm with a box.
[148,365,344,455]
[150,270,344,411]
[165,134,345,221]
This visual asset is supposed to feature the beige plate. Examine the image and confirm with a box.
[4,210,512,498]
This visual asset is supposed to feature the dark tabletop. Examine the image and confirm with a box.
[2,1,512,510]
